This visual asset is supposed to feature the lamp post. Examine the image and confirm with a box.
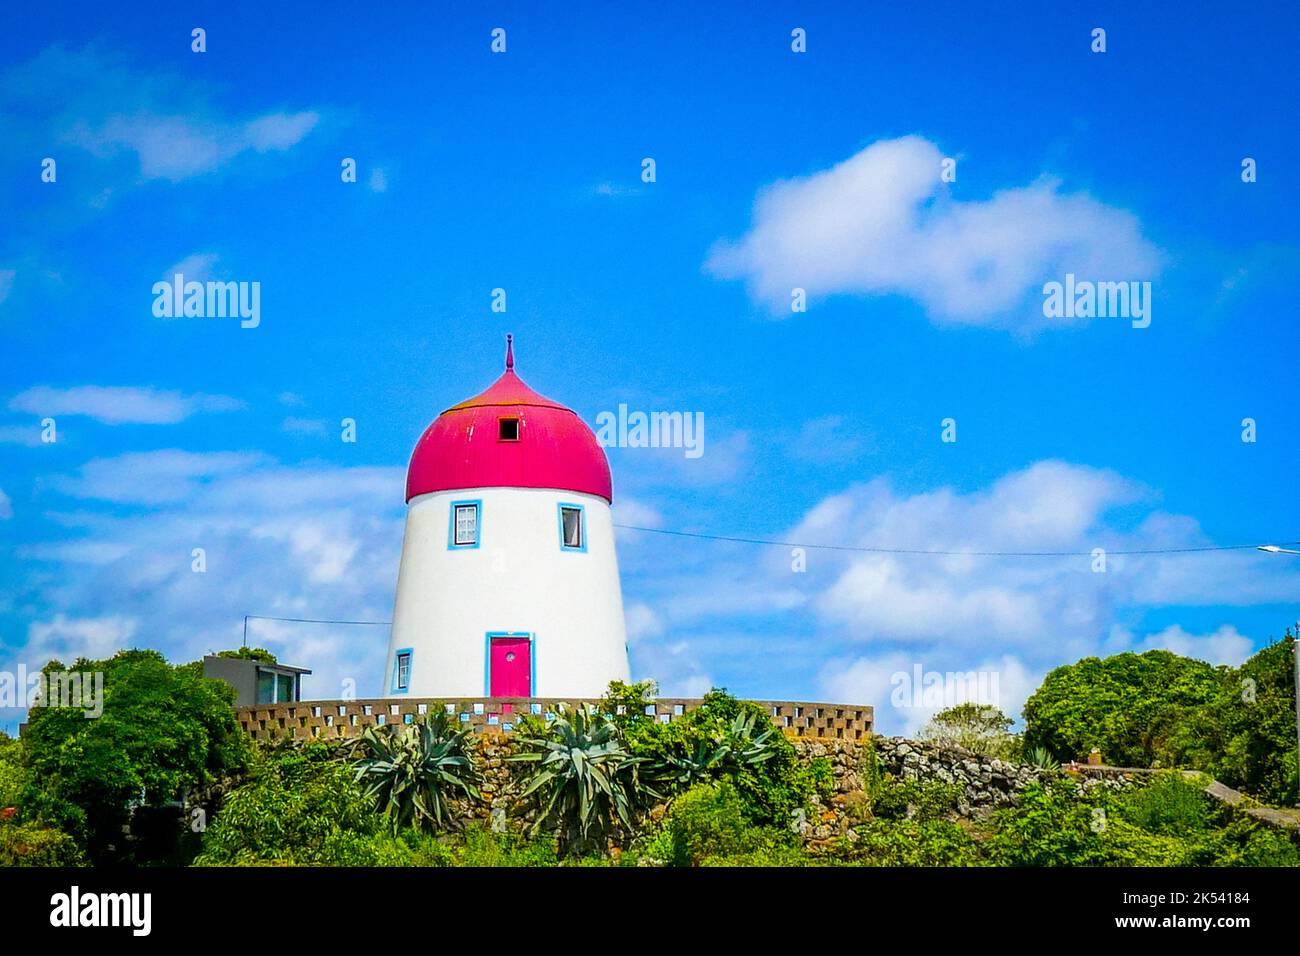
[1256,546,1300,805]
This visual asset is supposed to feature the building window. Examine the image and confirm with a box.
[558,503,586,551]
[449,500,481,548]
[256,670,275,704]
[393,649,412,694]
[275,673,296,703]
[498,417,520,441]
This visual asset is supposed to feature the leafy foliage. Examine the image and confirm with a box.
[350,713,480,833]
[21,649,250,862]
[608,686,816,828]
[0,818,86,866]
[195,741,385,865]
[1022,636,1299,805]
[1022,650,1223,767]
[215,646,278,664]
[1169,633,1298,805]
[841,818,984,866]
[510,706,647,855]
[638,781,803,867]
[1117,772,1216,835]
[0,733,24,809]
[919,703,1018,758]
[869,775,965,822]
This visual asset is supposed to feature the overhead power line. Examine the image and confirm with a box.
[612,525,1290,558]
[242,614,391,644]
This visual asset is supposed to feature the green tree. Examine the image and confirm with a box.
[1022,650,1221,767]
[919,703,1017,758]
[21,648,250,862]
[1170,633,1298,805]
[215,646,278,664]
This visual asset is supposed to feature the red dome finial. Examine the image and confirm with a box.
[505,334,514,370]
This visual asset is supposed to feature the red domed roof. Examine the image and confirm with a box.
[405,337,613,503]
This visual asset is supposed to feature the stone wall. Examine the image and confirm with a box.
[792,736,1151,842]
[237,696,874,743]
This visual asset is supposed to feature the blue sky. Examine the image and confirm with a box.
[2,1,1297,733]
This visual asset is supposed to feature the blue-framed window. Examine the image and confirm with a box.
[391,648,413,694]
[448,499,482,549]
[557,502,586,552]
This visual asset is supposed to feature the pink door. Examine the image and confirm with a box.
[489,636,531,696]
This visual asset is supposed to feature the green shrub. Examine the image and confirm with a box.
[1117,772,1217,836]
[440,825,560,867]
[987,779,1111,866]
[842,818,984,866]
[1184,815,1300,866]
[0,819,86,866]
[613,687,815,828]
[194,741,379,866]
[1021,634,1299,807]
[986,778,1194,866]
[869,775,964,822]
[640,781,801,867]
[0,733,24,809]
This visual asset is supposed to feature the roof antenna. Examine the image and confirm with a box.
[505,333,515,370]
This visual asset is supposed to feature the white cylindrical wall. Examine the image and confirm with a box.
[384,486,629,698]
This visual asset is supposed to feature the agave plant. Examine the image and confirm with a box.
[657,738,727,788]
[648,711,778,793]
[718,711,778,771]
[1025,745,1060,771]
[509,706,649,854]
[350,712,480,833]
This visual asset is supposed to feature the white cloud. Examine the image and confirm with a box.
[15,450,407,698]
[707,135,1163,329]
[1130,623,1253,667]
[613,496,664,530]
[614,456,1291,725]
[281,416,328,436]
[782,414,872,464]
[69,109,319,182]
[22,613,139,669]
[820,652,1042,736]
[794,460,1298,654]
[55,450,265,505]
[3,45,320,184]
[9,385,243,425]
[611,430,752,488]
[161,252,219,282]
[0,425,43,446]
[624,603,665,642]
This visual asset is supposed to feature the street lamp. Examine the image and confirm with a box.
[1256,545,1300,806]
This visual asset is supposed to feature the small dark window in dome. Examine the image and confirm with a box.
[498,417,520,441]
